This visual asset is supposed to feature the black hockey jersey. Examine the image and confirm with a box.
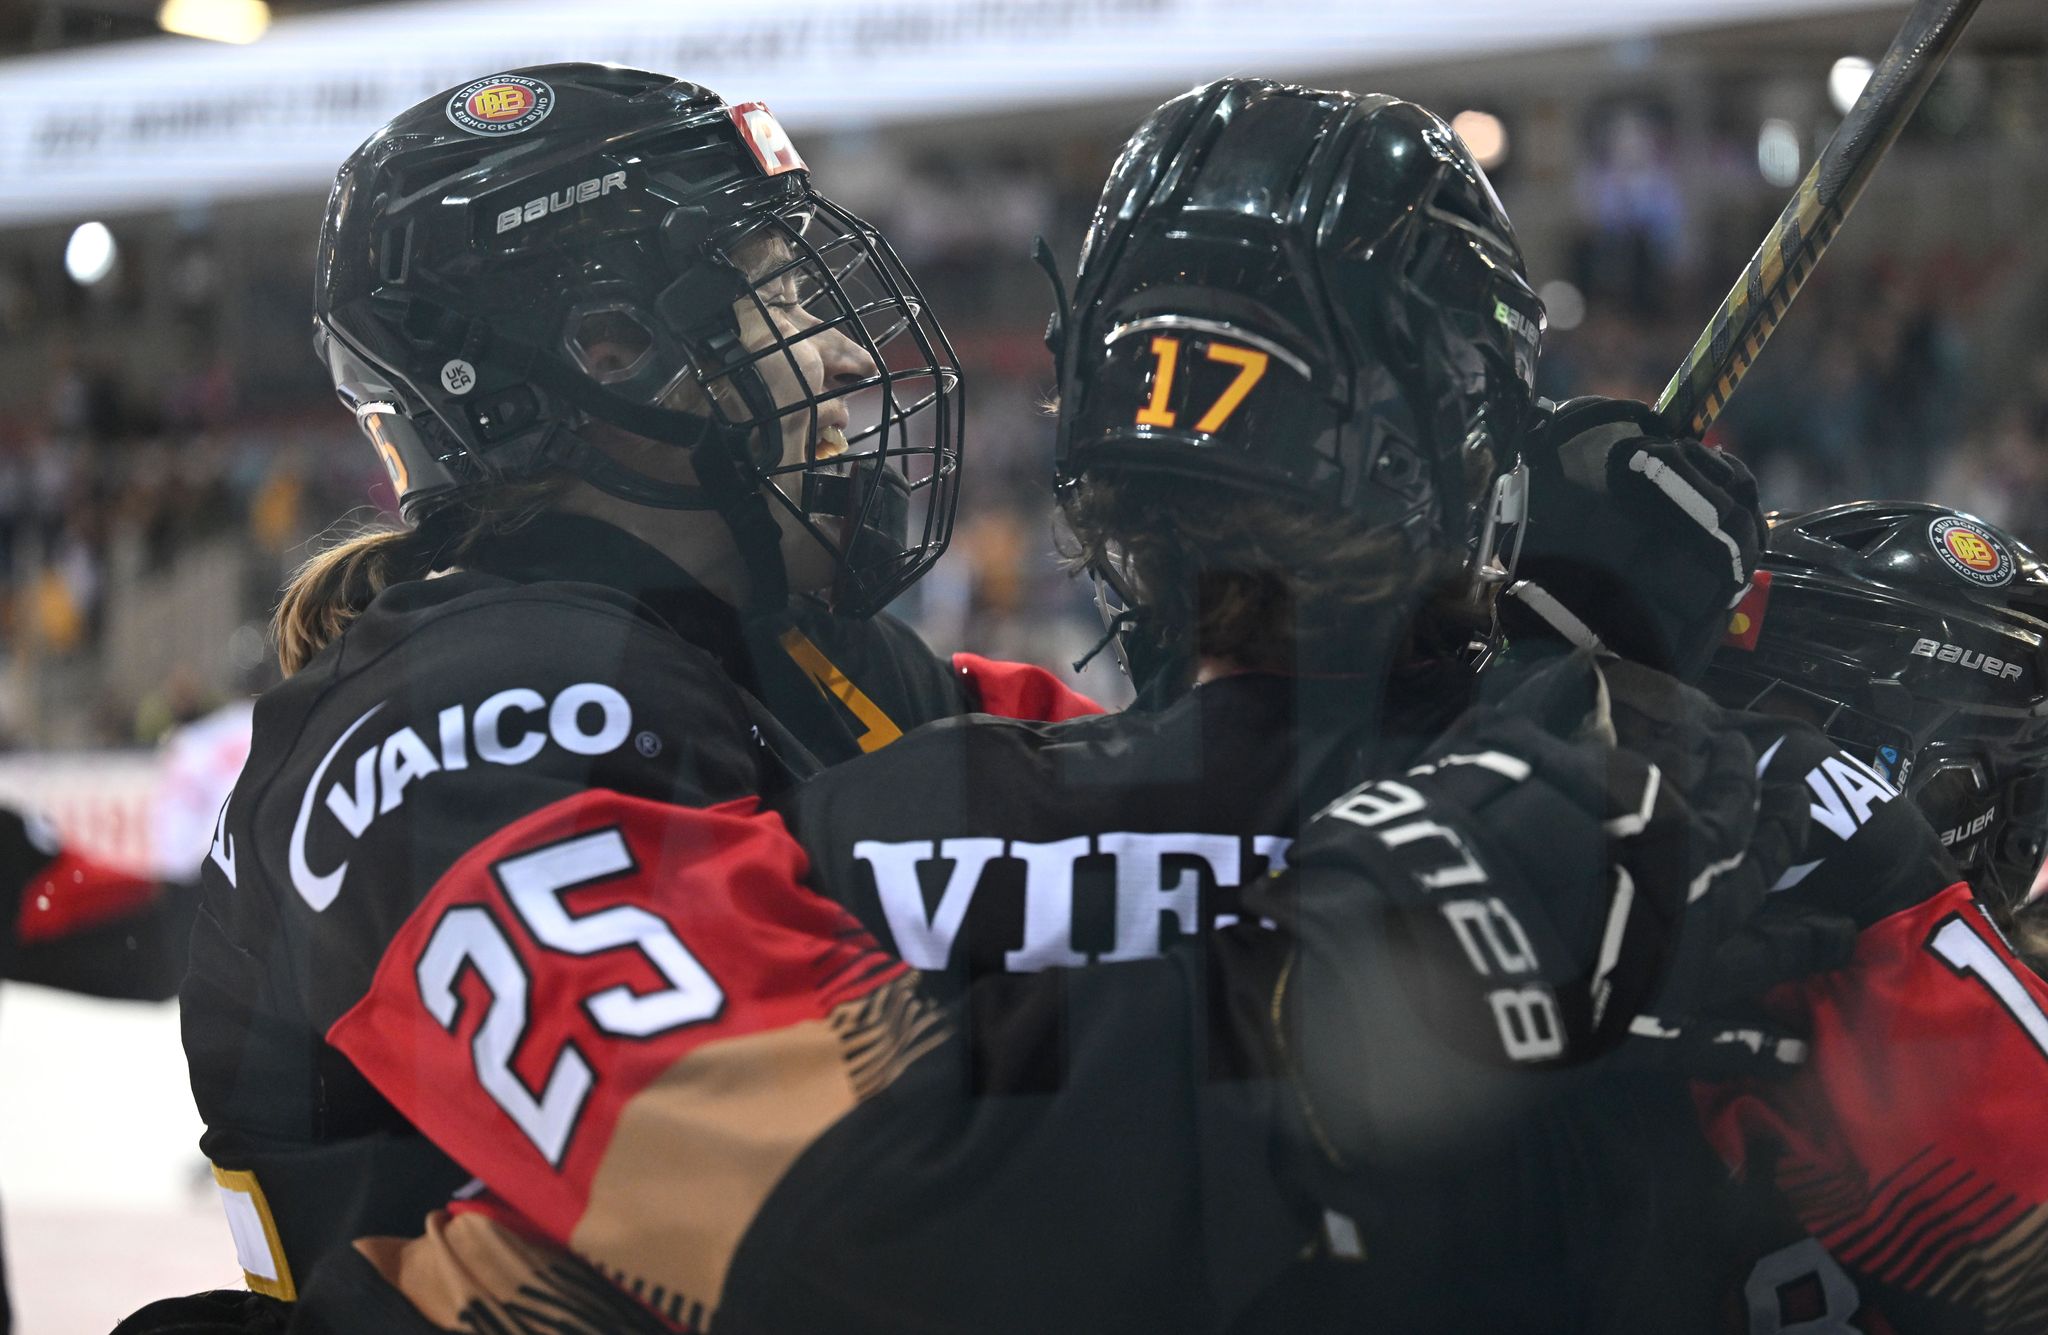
[179,614,2048,1335]
[1681,731,2048,1335]
[786,671,1458,1004]
[180,514,971,1300]
[778,672,2048,1335]
[272,658,1755,1334]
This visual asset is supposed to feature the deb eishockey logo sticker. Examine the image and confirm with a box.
[1930,515,2016,588]
[447,75,555,137]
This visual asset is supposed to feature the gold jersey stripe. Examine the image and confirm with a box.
[777,626,903,752]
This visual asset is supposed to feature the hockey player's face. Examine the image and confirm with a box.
[572,233,877,471]
[572,235,882,596]
[652,234,879,475]
[720,236,880,592]
[703,236,882,592]
[740,243,878,475]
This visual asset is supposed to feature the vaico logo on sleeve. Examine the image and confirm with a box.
[446,74,556,137]
[289,684,632,910]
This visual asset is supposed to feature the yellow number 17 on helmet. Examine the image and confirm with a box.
[1136,336,1270,433]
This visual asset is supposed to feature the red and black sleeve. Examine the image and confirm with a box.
[0,808,190,1002]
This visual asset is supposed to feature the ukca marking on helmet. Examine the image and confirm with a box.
[1705,501,2048,913]
[314,64,963,617]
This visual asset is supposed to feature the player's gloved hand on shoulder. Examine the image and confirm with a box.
[1594,661,1809,1011]
[1622,894,1849,1078]
[1263,653,1766,1124]
[1502,394,1765,681]
[1625,712,1865,1076]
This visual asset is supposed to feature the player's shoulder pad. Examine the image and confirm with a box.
[338,573,698,666]
[316,573,753,729]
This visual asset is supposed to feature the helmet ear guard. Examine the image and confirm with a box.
[319,323,467,512]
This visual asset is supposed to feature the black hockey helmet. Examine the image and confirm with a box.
[313,63,962,616]
[1050,79,1543,591]
[1703,501,2048,913]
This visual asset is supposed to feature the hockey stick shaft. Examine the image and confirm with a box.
[1653,0,1984,437]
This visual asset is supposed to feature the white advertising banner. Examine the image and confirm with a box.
[0,0,1893,226]
[0,751,163,871]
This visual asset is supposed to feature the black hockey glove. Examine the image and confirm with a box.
[1502,395,1764,681]
[1624,715,1902,1076]
[1617,882,1849,1077]
[1260,654,1786,1168]
[1621,894,1849,1078]
[1594,661,1812,1015]
[1267,654,1766,1089]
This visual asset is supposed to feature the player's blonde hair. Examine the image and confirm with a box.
[272,479,562,676]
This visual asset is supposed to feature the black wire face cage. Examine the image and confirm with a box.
[561,189,963,617]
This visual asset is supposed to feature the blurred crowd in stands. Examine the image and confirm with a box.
[1550,245,2039,526]
[0,96,2044,747]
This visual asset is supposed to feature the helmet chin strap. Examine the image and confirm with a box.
[481,308,791,611]
[683,425,791,615]
[538,421,791,615]
[539,427,720,512]
[1074,561,1190,709]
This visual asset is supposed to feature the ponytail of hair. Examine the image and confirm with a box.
[272,523,444,676]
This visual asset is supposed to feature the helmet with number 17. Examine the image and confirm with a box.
[1052,78,1545,621]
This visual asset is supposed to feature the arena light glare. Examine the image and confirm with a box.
[1829,56,1876,115]
[157,0,271,44]
[1537,279,1586,333]
[64,222,117,286]
[1756,118,1802,188]
[1449,110,1509,170]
